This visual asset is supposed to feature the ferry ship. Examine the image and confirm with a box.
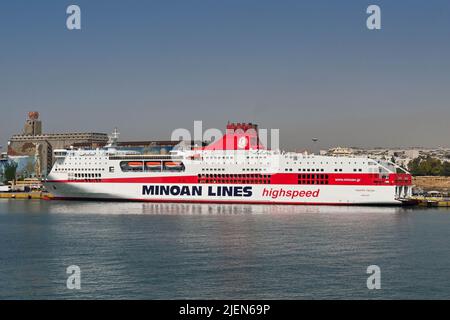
[44,123,412,205]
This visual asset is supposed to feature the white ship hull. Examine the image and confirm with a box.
[45,182,402,205]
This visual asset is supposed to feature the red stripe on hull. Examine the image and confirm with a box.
[45,172,412,186]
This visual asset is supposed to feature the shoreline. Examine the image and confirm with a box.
[412,176,450,191]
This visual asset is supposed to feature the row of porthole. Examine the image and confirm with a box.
[55,168,105,172]
[298,180,329,185]
[285,168,326,172]
[201,168,266,172]
[199,179,271,184]
[299,174,329,179]
[74,173,102,178]
[198,174,272,179]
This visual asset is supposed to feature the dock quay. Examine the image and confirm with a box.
[0,192,53,200]
[409,196,450,207]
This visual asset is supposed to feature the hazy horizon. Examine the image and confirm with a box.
[1,0,449,151]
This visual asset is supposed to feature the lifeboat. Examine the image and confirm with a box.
[164,161,182,168]
[145,161,161,168]
[127,162,143,168]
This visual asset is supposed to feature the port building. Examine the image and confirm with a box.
[7,112,109,177]
[6,112,187,178]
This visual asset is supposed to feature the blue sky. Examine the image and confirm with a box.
[1,0,449,150]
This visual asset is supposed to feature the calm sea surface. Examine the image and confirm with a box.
[0,199,449,299]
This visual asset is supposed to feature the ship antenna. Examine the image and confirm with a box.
[107,127,120,147]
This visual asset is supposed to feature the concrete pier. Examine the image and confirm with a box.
[0,192,53,200]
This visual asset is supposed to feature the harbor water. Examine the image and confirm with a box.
[0,200,449,299]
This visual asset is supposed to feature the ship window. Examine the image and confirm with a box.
[109,166,114,173]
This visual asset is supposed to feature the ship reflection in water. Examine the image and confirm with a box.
[1,200,450,299]
[44,200,404,216]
